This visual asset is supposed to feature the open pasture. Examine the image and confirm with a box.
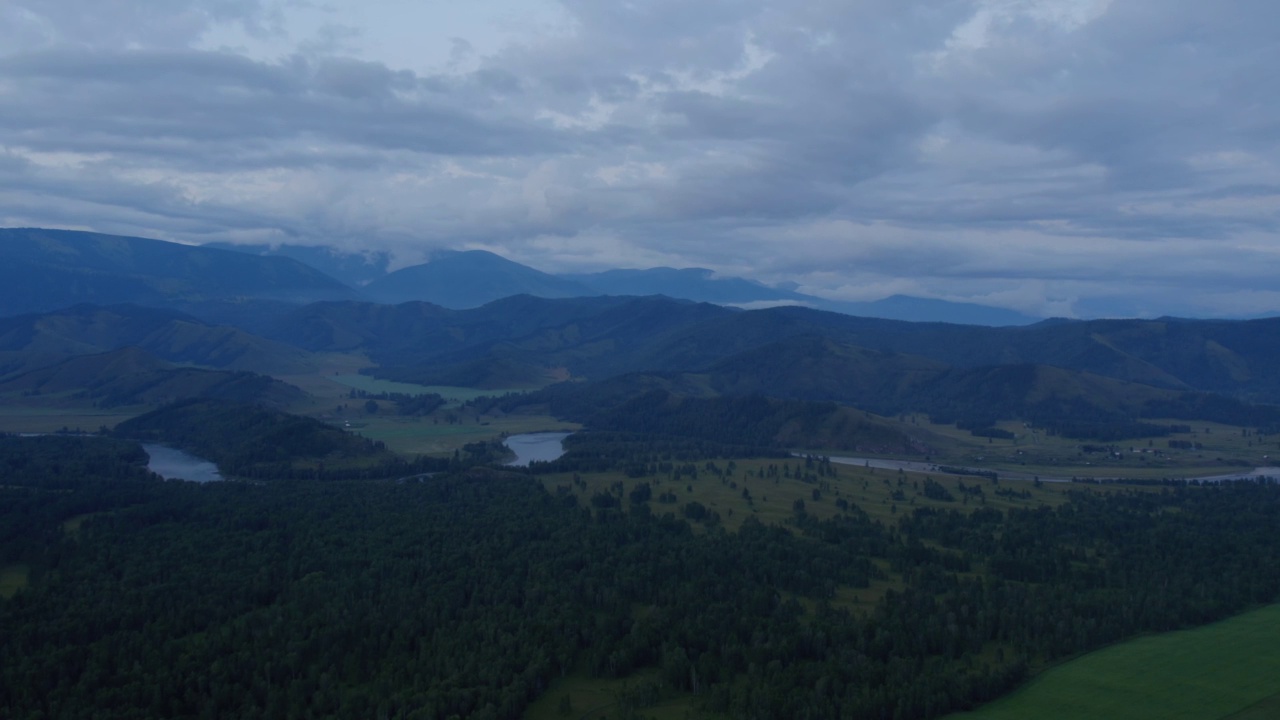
[540,455,1076,535]
[0,403,138,433]
[524,669,711,720]
[946,602,1280,720]
[329,373,526,404]
[0,564,29,599]
[875,414,1277,482]
[348,412,577,456]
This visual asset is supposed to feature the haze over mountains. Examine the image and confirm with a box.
[202,235,1041,325]
[0,228,1044,325]
[3,226,1279,440]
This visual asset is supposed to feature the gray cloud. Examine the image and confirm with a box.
[1,0,1278,318]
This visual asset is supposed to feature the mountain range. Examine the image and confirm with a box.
[3,226,1279,439]
[0,227,1043,325]
[198,234,1036,324]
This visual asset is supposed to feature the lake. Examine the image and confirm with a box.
[143,444,224,483]
[503,432,571,467]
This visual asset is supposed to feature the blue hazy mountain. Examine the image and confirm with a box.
[566,268,1038,325]
[822,295,1039,327]
[203,241,391,288]
[362,250,595,308]
[0,228,355,317]
[198,240,1039,325]
[563,267,816,306]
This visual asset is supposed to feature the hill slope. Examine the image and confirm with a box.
[0,347,305,409]
[0,305,314,379]
[0,228,355,317]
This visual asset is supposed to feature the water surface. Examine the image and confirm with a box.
[503,432,571,467]
[143,444,224,483]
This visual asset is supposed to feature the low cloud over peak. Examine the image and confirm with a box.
[1,0,1277,319]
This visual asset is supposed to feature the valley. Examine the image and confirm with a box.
[1,229,1278,720]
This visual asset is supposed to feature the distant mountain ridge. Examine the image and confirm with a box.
[0,228,355,317]
[202,242,391,288]
[362,250,596,307]
[202,239,1040,324]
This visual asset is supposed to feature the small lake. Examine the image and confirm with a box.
[142,444,224,483]
[503,432,571,467]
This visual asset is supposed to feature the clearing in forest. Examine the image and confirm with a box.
[947,603,1280,720]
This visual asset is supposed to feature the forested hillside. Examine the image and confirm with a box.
[0,348,305,409]
[2,436,1279,719]
[326,299,1280,405]
[0,228,354,317]
[112,400,462,480]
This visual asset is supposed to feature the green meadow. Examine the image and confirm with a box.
[350,412,578,456]
[947,603,1280,720]
[330,374,525,403]
[0,564,29,599]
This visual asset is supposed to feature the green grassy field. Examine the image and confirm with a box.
[0,403,139,433]
[897,415,1278,481]
[946,603,1280,720]
[524,669,713,720]
[61,512,105,536]
[349,413,578,456]
[0,564,29,599]
[1224,693,1280,719]
[540,456,1074,533]
[330,374,526,403]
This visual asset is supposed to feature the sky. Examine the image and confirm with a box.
[1,0,1277,319]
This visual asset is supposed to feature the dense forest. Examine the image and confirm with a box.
[3,434,1279,719]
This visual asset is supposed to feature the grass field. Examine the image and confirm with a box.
[1224,692,1280,719]
[946,603,1280,720]
[898,415,1278,481]
[0,404,139,433]
[330,374,526,403]
[61,512,105,536]
[524,669,713,720]
[349,413,578,456]
[0,564,29,599]
[540,456,1074,534]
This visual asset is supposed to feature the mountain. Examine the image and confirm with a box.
[703,334,951,409]
[363,250,594,307]
[564,268,1040,325]
[0,227,356,317]
[0,304,314,379]
[0,347,305,409]
[200,238,1038,324]
[270,295,730,373]
[490,332,1280,438]
[563,267,816,306]
[822,295,1039,326]
[203,242,392,288]
[328,298,1280,407]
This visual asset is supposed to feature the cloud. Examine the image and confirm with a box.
[0,0,1278,318]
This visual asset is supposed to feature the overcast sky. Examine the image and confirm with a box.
[1,1,1277,318]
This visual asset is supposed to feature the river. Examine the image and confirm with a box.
[142,444,224,483]
[503,432,571,467]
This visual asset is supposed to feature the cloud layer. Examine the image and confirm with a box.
[2,0,1277,317]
